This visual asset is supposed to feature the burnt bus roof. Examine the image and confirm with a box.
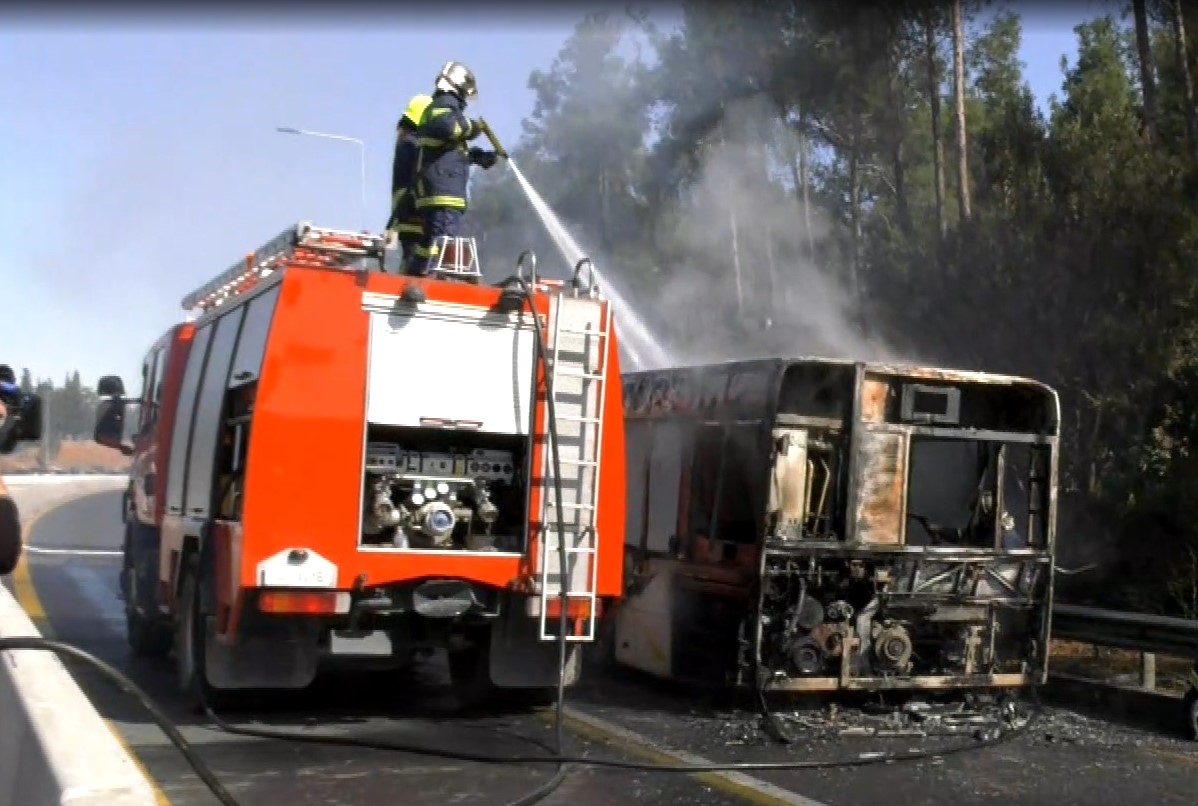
[623,356,1057,393]
[622,356,1061,430]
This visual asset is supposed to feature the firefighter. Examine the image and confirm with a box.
[406,60,499,276]
[386,93,433,270]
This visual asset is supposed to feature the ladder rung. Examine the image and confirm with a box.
[546,501,595,510]
[556,328,609,338]
[557,458,598,466]
[555,414,602,423]
[542,545,597,554]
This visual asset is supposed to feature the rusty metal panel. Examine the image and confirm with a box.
[865,362,1044,389]
[860,378,889,423]
[852,428,907,545]
[767,427,809,538]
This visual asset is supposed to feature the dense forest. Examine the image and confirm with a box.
[464,0,1198,616]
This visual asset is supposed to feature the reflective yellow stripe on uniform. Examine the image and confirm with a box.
[414,195,467,210]
[396,221,423,236]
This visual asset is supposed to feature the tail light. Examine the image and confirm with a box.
[258,590,351,615]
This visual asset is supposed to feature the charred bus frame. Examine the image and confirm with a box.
[611,357,1059,695]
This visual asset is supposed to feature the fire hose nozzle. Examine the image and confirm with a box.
[477,118,509,160]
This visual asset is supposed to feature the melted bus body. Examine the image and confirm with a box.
[94,224,626,708]
[609,357,1059,694]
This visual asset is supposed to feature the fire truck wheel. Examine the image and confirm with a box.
[447,636,495,710]
[127,608,172,659]
[588,606,620,672]
[512,687,558,708]
[174,555,230,714]
[1185,687,1198,741]
[123,524,171,659]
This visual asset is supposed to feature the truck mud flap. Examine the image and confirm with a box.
[489,599,581,689]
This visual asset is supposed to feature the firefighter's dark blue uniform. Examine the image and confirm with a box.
[408,90,495,275]
[386,94,432,270]
[387,126,423,264]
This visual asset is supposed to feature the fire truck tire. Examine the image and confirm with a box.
[589,604,620,672]
[127,609,172,658]
[175,554,230,714]
[1184,686,1198,741]
[447,637,495,709]
[123,523,172,659]
[515,687,558,707]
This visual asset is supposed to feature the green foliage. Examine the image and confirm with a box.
[23,370,99,456]
[468,3,1198,613]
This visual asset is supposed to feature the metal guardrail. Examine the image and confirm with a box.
[1052,603,1198,659]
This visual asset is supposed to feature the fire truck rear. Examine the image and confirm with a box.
[92,224,626,709]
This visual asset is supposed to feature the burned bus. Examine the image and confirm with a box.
[606,358,1059,695]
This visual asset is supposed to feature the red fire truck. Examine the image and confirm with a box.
[93,223,626,709]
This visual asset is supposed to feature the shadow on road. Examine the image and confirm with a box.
[64,646,564,759]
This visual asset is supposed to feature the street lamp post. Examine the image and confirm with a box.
[276,127,368,232]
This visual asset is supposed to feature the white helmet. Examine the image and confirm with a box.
[435,61,478,101]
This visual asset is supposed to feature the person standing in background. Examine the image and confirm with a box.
[0,401,21,576]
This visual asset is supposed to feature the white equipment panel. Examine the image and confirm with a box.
[363,297,538,436]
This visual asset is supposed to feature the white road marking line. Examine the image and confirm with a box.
[562,706,831,806]
[24,547,123,557]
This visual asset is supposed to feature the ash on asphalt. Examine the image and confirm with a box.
[571,660,1197,761]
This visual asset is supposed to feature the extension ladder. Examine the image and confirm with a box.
[181,222,387,313]
[536,292,612,642]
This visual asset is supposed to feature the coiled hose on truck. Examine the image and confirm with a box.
[0,276,1045,806]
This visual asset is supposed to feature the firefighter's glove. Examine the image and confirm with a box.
[470,148,498,170]
[467,118,485,140]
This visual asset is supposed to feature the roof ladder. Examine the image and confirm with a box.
[180,222,387,314]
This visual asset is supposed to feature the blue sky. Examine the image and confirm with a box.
[0,2,1111,390]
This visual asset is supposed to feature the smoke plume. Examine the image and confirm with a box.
[633,95,901,367]
[479,94,907,371]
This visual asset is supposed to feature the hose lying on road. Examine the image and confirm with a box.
[0,634,1046,806]
[0,276,1046,806]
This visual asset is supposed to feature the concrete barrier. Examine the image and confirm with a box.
[1,477,157,806]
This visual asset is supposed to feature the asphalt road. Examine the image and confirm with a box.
[10,490,749,806]
[10,488,1198,806]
